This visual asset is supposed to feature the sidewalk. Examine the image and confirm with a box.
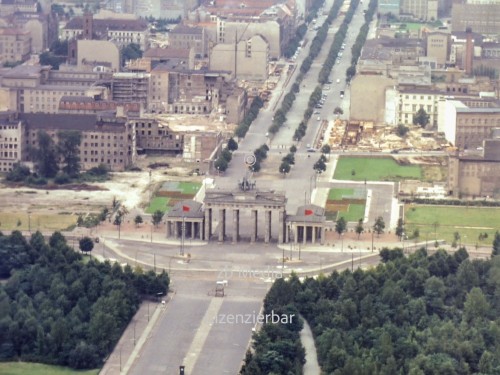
[99,299,166,375]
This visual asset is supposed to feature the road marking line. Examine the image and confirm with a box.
[182,297,224,373]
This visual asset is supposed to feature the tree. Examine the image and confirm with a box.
[279,161,291,176]
[493,231,500,256]
[152,210,164,227]
[33,130,59,178]
[333,107,344,115]
[282,153,295,165]
[313,159,327,174]
[121,43,142,65]
[227,138,238,151]
[373,216,385,237]
[335,217,347,238]
[79,237,94,255]
[5,163,30,182]
[413,108,430,128]
[289,145,297,153]
[214,158,228,173]
[321,144,331,157]
[57,130,82,177]
[355,219,364,239]
[134,215,143,227]
[396,124,410,137]
[396,218,404,240]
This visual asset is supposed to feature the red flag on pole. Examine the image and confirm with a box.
[182,205,190,212]
[305,209,313,216]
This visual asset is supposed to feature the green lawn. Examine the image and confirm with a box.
[338,204,365,222]
[0,363,99,375]
[334,157,422,181]
[328,188,354,200]
[405,205,500,245]
[145,197,170,214]
[178,182,201,194]
[0,212,77,232]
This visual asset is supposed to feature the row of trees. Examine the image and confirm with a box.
[318,0,360,84]
[282,24,308,59]
[214,138,238,173]
[246,240,500,374]
[235,97,264,138]
[249,144,269,173]
[268,0,344,137]
[291,0,350,142]
[345,0,377,82]
[0,231,169,369]
[279,145,297,176]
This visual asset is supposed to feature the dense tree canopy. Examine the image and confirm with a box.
[245,246,500,374]
[0,231,169,369]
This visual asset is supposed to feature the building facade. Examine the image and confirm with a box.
[0,111,23,172]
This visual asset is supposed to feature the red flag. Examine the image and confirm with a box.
[182,205,190,212]
[305,209,313,216]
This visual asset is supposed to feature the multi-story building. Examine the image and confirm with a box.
[129,116,183,155]
[0,0,37,17]
[439,98,500,150]
[0,65,110,113]
[378,0,401,16]
[448,135,500,197]
[111,72,150,104]
[169,25,207,58]
[63,13,149,50]
[0,111,23,172]
[396,88,441,127]
[0,28,31,64]
[362,37,425,66]
[425,31,450,67]
[148,64,239,116]
[210,34,269,80]
[20,112,134,171]
[451,0,500,35]
[400,0,438,20]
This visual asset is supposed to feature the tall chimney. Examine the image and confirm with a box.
[465,27,473,76]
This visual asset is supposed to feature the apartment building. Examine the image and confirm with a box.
[396,89,440,127]
[0,28,31,64]
[169,25,207,58]
[0,111,23,172]
[63,13,149,50]
[0,65,110,113]
[20,112,134,171]
[439,98,500,150]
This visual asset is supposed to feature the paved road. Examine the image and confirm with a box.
[301,317,321,375]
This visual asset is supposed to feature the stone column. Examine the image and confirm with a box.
[285,224,290,243]
[251,210,258,243]
[294,224,298,244]
[303,225,307,245]
[173,220,179,238]
[198,220,203,240]
[278,210,285,244]
[191,221,195,239]
[321,227,326,245]
[264,210,271,243]
[312,226,316,244]
[204,208,212,241]
[218,208,225,242]
[166,220,171,237]
[232,209,239,243]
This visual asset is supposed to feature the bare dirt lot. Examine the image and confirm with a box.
[0,156,204,231]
